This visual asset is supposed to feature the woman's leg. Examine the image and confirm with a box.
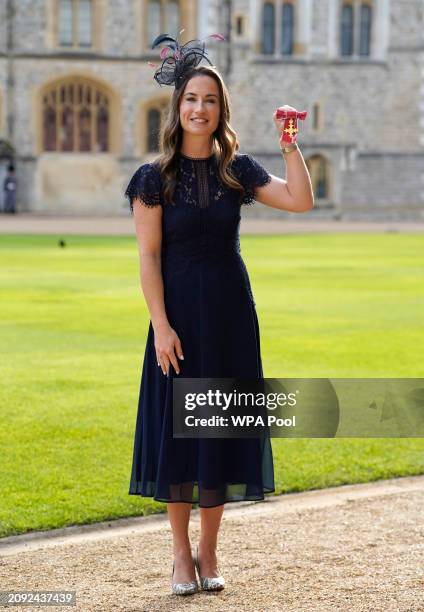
[198,504,225,577]
[167,503,196,583]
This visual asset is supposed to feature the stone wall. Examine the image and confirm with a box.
[0,0,422,218]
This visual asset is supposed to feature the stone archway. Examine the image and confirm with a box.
[33,74,123,214]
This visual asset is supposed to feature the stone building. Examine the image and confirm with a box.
[0,0,423,219]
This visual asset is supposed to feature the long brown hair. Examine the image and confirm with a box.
[154,65,246,205]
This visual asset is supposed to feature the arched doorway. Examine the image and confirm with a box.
[34,74,122,214]
[305,154,330,202]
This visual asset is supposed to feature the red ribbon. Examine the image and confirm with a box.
[276,108,307,145]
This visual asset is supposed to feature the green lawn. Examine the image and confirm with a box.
[0,233,423,538]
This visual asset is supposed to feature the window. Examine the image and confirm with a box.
[0,90,3,135]
[147,109,161,152]
[59,0,73,45]
[147,0,161,45]
[145,101,168,153]
[281,2,294,55]
[58,0,93,48]
[236,16,244,36]
[305,155,329,201]
[42,79,110,152]
[340,2,354,56]
[312,103,321,131]
[359,3,372,56]
[147,0,180,46]
[168,0,180,37]
[340,1,372,57]
[261,1,296,56]
[262,3,275,54]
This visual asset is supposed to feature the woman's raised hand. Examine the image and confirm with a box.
[273,104,297,136]
[154,321,184,376]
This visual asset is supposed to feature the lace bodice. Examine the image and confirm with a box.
[124,152,271,213]
[125,152,271,308]
[124,152,271,270]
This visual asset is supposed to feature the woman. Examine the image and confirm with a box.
[125,34,314,596]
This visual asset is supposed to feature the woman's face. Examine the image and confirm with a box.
[179,75,221,136]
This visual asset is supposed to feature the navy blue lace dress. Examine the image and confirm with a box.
[125,151,275,507]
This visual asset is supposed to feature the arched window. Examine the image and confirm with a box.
[147,108,161,152]
[43,105,57,152]
[340,2,354,56]
[61,104,74,151]
[58,0,93,48]
[262,3,275,54]
[97,105,109,152]
[281,2,294,55]
[144,100,168,153]
[306,155,329,200]
[41,78,110,152]
[312,103,321,131]
[359,3,372,56]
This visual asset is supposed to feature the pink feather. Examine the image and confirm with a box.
[160,47,169,59]
[208,33,225,41]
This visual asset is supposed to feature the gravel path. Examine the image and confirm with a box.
[1,476,423,611]
[1,214,424,235]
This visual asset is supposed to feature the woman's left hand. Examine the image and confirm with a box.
[273,105,298,137]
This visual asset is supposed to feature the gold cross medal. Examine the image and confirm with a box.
[275,107,308,144]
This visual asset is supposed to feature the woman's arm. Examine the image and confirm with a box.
[255,105,314,213]
[133,199,183,376]
[255,146,314,213]
[133,199,167,328]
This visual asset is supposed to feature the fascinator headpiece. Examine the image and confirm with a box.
[148,30,225,90]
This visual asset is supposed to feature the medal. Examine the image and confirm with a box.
[275,108,307,145]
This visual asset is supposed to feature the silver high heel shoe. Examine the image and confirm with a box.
[171,561,199,596]
[193,547,225,591]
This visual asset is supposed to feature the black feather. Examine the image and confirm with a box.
[151,34,178,49]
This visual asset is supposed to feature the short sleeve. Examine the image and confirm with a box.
[232,154,272,205]
[124,163,162,213]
